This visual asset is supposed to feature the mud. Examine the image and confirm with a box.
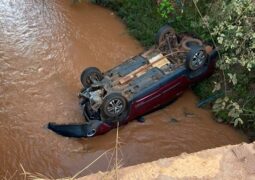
[0,0,247,179]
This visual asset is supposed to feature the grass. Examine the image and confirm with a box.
[0,170,18,180]
[91,0,168,47]
[17,123,123,180]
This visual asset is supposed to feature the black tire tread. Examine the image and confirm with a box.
[155,25,175,46]
[80,67,103,88]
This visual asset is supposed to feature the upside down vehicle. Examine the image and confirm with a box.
[48,25,219,138]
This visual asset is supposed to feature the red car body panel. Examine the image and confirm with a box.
[132,76,188,117]
[95,52,218,135]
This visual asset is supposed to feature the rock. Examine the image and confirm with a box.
[183,108,196,118]
[216,118,224,123]
[185,113,196,118]
[137,116,145,123]
[38,67,43,72]
[168,118,178,123]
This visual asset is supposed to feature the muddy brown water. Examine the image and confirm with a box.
[0,1,248,179]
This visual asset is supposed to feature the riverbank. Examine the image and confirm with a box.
[80,142,255,179]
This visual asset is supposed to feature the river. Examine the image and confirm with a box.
[0,0,247,179]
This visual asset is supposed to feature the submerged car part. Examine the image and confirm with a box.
[48,120,111,138]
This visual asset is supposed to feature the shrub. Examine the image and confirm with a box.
[209,0,255,127]
[91,0,168,47]
[186,0,255,128]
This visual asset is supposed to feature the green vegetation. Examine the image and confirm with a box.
[91,0,167,47]
[157,0,174,19]
[174,0,255,130]
[188,0,255,129]
[90,0,255,131]
[89,0,213,46]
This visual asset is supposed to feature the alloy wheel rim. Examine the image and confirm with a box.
[107,99,123,115]
[191,50,206,69]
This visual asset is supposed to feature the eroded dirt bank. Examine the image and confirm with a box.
[0,1,247,179]
[81,142,255,180]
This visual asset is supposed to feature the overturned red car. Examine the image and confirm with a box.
[48,25,219,138]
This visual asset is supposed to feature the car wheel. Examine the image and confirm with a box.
[155,25,177,51]
[181,38,203,51]
[101,93,127,119]
[186,46,208,71]
[80,67,103,88]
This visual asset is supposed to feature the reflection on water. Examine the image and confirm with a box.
[0,0,247,178]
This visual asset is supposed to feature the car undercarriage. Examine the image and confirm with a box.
[48,25,218,138]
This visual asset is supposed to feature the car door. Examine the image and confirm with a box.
[159,75,189,104]
[133,85,163,117]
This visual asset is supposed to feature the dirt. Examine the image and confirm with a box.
[81,142,255,180]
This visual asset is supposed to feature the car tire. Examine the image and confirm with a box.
[80,67,103,88]
[155,25,177,47]
[181,38,203,51]
[186,46,208,71]
[101,93,127,119]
